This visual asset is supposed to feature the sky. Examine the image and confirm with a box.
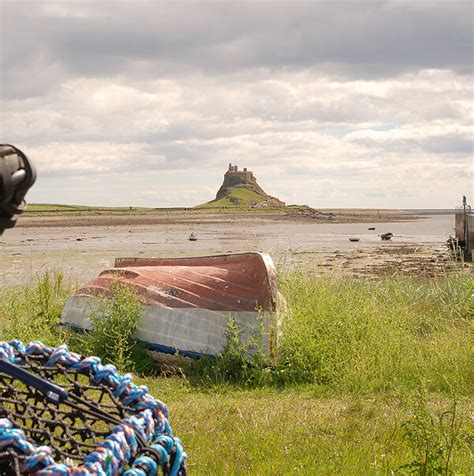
[1,0,472,209]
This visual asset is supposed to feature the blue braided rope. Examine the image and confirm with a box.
[0,340,187,475]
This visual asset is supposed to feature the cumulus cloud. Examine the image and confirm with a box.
[0,1,472,208]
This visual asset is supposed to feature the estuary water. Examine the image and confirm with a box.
[0,213,456,285]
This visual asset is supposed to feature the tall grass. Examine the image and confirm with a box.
[0,269,472,473]
[0,270,72,346]
[276,271,473,394]
[0,273,145,371]
[186,271,473,398]
[77,282,144,371]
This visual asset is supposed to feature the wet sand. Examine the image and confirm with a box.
[18,208,416,227]
[0,211,463,286]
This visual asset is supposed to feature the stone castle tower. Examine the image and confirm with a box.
[216,163,269,200]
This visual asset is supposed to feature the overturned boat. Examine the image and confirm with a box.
[61,253,282,358]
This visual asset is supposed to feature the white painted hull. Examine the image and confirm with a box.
[62,296,275,358]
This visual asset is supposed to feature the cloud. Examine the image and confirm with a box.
[29,142,166,175]
[1,1,472,209]
[345,123,473,156]
[2,1,472,99]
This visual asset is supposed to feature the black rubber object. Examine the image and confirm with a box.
[0,144,36,235]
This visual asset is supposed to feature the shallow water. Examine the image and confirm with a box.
[0,214,455,285]
[258,214,454,251]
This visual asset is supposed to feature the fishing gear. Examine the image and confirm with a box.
[0,341,186,475]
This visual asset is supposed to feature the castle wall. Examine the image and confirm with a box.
[225,171,253,180]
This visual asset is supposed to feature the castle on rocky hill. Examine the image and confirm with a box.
[216,164,268,200]
[215,163,285,207]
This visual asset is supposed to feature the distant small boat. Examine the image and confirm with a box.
[188,233,198,241]
[368,227,376,231]
[381,232,393,241]
[349,237,360,242]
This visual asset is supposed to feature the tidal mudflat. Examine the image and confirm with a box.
[0,211,460,286]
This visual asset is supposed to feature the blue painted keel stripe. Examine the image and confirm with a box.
[58,323,214,359]
[146,343,214,359]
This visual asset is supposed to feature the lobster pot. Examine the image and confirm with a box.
[0,340,186,475]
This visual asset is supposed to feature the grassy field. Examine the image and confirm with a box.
[25,200,289,216]
[195,188,271,208]
[23,202,423,221]
[0,270,472,474]
[25,203,158,215]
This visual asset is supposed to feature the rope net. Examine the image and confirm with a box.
[0,341,186,476]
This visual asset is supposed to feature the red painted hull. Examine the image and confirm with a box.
[77,253,278,312]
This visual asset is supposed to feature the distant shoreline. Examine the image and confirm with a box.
[401,209,455,215]
[16,207,433,228]
[24,203,455,215]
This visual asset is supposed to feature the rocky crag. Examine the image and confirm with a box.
[216,164,267,199]
[215,164,285,207]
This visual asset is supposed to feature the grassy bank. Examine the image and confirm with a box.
[276,272,473,394]
[0,270,472,473]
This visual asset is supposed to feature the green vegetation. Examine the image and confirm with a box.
[25,201,288,216]
[26,203,90,211]
[0,270,472,474]
[195,187,268,208]
[76,283,144,371]
[25,202,415,218]
[275,272,473,393]
[25,203,157,215]
[143,381,472,475]
[0,270,72,345]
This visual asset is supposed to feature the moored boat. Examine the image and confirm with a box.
[380,232,393,240]
[61,253,283,358]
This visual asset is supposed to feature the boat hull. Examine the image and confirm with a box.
[61,253,282,358]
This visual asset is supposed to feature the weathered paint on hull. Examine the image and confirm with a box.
[63,296,271,357]
[61,253,282,357]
